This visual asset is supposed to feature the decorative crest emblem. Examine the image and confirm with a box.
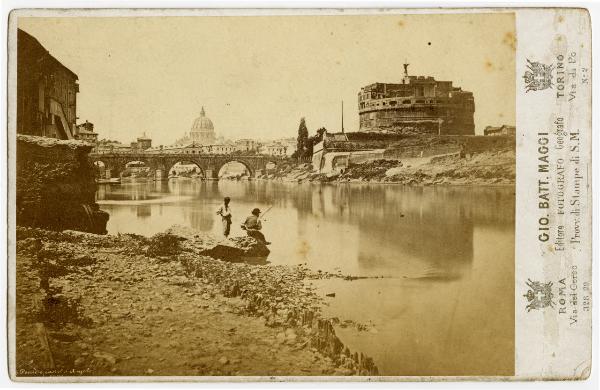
[523,59,554,92]
[523,279,555,312]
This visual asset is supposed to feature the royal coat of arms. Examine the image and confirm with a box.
[523,59,554,92]
[524,279,555,312]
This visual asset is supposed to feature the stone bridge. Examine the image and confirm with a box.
[89,152,284,179]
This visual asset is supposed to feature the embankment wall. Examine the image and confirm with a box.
[326,134,514,158]
[16,135,109,234]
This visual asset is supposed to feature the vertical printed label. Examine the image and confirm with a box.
[516,8,591,380]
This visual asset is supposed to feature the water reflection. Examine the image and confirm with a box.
[97,181,514,279]
[96,180,514,375]
[136,205,151,218]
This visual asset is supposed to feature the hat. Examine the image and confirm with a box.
[252,208,261,216]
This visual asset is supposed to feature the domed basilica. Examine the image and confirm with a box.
[174,106,216,146]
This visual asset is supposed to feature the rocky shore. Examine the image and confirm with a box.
[15,226,378,377]
[259,149,515,186]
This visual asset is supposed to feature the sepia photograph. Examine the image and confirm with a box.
[11,9,525,380]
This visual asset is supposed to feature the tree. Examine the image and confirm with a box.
[305,136,315,157]
[304,127,327,157]
[296,117,308,157]
[316,127,327,142]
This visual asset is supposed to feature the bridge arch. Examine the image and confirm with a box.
[264,160,279,170]
[215,159,255,179]
[164,159,206,179]
[90,157,110,169]
[120,160,154,179]
[90,157,123,179]
[92,160,109,179]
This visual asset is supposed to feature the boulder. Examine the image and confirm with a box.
[164,225,269,261]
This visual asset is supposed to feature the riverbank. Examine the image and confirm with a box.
[259,149,515,186]
[15,226,377,377]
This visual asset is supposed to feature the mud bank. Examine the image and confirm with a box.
[15,227,378,377]
[259,149,515,186]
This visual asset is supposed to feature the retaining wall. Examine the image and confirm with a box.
[16,135,109,234]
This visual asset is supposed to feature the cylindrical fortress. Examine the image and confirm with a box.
[358,66,475,135]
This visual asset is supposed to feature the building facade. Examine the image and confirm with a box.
[95,140,129,154]
[136,133,152,150]
[210,144,236,154]
[74,121,98,144]
[484,125,516,137]
[235,139,258,152]
[155,143,208,155]
[17,29,79,139]
[358,64,475,135]
[273,137,297,156]
[261,142,287,156]
[146,142,235,156]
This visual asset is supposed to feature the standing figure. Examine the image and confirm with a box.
[241,208,270,245]
[216,197,232,238]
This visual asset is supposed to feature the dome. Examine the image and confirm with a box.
[191,107,214,131]
[189,106,216,145]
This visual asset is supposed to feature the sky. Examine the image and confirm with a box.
[18,13,516,146]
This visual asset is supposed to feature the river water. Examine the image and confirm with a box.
[97,179,515,376]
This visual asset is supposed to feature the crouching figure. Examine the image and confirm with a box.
[241,208,270,245]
